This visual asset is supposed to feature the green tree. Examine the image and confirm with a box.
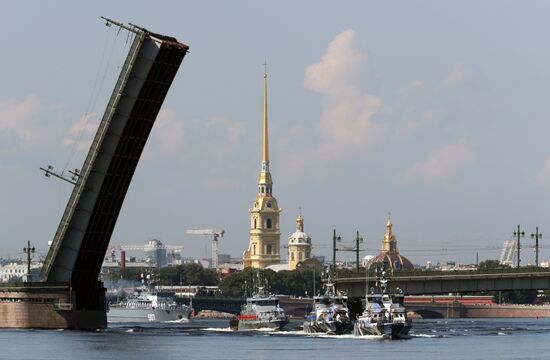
[118,267,147,282]
[219,268,255,297]
[498,290,538,304]
[478,260,509,271]
[112,264,218,286]
[158,263,218,285]
[219,268,321,297]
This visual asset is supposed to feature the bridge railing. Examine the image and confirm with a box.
[336,266,550,280]
[335,267,550,296]
[0,282,70,290]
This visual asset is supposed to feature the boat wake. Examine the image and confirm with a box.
[272,330,304,336]
[202,327,234,332]
[305,333,385,340]
[411,333,443,338]
[165,318,191,324]
[255,327,281,332]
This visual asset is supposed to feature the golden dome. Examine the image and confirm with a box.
[371,253,414,271]
[370,213,414,271]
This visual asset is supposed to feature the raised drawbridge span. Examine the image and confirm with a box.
[42,19,189,311]
[0,19,188,329]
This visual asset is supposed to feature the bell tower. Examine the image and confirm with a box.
[288,214,312,270]
[243,65,281,268]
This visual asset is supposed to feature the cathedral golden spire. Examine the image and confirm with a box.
[382,212,397,253]
[386,212,393,235]
[258,63,272,187]
[243,64,281,269]
[262,62,269,167]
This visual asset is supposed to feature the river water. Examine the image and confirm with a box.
[1,318,549,359]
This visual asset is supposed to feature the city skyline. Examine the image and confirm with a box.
[1,1,549,266]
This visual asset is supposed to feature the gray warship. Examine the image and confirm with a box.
[353,269,411,339]
[108,287,191,323]
[231,272,289,331]
[303,273,353,335]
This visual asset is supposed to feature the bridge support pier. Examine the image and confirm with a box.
[0,282,106,329]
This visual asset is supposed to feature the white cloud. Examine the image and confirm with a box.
[68,114,98,135]
[303,29,384,151]
[394,108,442,141]
[397,80,424,97]
[205,116,247,147]
[304,30,367,95]
[153,108,185,152]
[444,63,468,86]
[62,113,98,151]
[0,96,63,149]
[398,138,475,184]
[534,155,550,193]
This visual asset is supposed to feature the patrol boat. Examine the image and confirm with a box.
[353,269,411,339]
[108,285,191,323]
[233,273,289,331]
[303,274,353,335]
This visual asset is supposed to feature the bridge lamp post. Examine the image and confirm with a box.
[332,229,342,276]
[23,240,35,282]
[531,227,542,268]
[513,225,525,268]
[355,231,364,272]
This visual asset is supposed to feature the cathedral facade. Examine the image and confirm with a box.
[242,69,281,269]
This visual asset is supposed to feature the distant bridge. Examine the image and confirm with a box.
[177,269,550,319]
[179,296,316,317]
[181,296,243,315]
[335,268,550,298]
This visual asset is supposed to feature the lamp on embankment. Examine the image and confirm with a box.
[513,225,525,268]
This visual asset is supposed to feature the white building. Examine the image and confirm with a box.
[0,262,42,282]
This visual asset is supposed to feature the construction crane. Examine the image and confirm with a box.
[186,229,225,269]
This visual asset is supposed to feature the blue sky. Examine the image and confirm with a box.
[1,1,549,266]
